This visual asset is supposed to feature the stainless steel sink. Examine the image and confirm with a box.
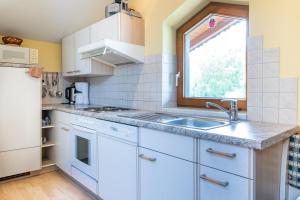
[160,117,230,130]
[119,113,232,130]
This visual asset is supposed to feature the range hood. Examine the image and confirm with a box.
[78,39,144,67]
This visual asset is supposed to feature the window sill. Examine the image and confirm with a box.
[161,107,247,120]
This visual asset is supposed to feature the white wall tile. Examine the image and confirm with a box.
[263,93,279,108]
[248,93,262,107]
[263,62,280,78]
[263,48,280,63]
[279,93,297,109]
[247,106,263,121]
[263,108,279,123]
[247,64,262,78]
[279,109,297,125]
[247,36,263,51]
[248,78,262,92]
[247,50,263,65]
[263,78,279,93]
[280,78,298,93]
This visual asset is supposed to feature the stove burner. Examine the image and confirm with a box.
[82,106,132,112]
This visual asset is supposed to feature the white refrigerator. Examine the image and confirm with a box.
[0,66,41,178]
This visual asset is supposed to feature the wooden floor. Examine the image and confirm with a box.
[0,171,94,200]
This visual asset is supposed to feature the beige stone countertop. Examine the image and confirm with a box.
[43,104,299,150]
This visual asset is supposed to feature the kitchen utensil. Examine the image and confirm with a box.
[2,36,23,46]
[42,73,47,98]
[52,72,58,86]
[56,73,63,97]
[48,73,56,97]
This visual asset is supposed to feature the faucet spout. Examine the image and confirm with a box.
[206,100,239,121]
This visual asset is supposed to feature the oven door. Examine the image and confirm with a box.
[71,125,98,180]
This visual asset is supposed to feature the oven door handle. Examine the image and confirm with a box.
[72,125,96,134]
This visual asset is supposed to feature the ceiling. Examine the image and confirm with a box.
[0,0,113,43]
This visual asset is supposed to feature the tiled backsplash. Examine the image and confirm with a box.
[247,36,298,125]
[88,55,176,111]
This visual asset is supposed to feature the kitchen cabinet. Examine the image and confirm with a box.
[91,12,144,46]
[139,147,195,200]
[54,122,71,175]
[62,27,113,77]
[62,34,75,76]
[98,135,137,200]
[199,165,253,200]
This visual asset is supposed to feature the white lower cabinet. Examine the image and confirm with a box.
[199,165,253,200]
[139,147,195,200]
[54,123,71,175]
[98,135,137,200]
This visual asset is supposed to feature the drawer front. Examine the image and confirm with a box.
[199,165,253,200]
[199,140,253,178]
[53,111,76,125]
[0,147,41,178]
[140,128,195,162]
[71,167,98,195]
[96,120,138,143]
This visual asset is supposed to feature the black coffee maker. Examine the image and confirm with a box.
[65,84,76,104]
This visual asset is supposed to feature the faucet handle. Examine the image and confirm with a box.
[221,99,238,103]
[221,99,238,108]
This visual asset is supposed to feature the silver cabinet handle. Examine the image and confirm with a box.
[66,71,73,74]
[110,126,118,132]
[139,154,157,162]
[206,148,236,159]
[200,174,229,187]
[61,127,70,132]
[74,70,81,73]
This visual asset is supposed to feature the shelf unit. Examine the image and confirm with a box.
[41,109,55,169]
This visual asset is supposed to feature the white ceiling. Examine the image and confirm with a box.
[0,0,113,43]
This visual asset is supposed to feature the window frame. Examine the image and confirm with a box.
[176,2,249,110]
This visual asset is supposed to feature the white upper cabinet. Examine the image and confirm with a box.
[62,12,144,77]
[91,12,144,45]
[62,34,75,76]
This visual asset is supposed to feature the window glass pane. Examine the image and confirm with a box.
[184,14,247,99]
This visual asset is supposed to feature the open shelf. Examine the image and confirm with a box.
[42,125,54,129]
[42,159,55,168]
[42,142,55,148]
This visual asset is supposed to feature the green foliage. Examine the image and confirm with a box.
[190,48,245,98]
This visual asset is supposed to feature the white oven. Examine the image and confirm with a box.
[71,124,98,180]
[0,45,38,64]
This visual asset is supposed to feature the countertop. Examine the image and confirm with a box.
[43,104,299,150]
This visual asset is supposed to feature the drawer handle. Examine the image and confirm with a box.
[206,148,236,159]
[110,126,118,132]
[61,127,70,132]
[200,174,229,187]
[139,154,157,162]
[66,71,73,74]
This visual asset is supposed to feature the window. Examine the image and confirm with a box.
[177,3,248,110]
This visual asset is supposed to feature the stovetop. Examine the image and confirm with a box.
[81,106,133,112]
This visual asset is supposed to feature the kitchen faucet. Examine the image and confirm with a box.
[206,99,239,121]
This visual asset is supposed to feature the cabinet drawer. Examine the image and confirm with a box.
[71,167,98,195]
[53,111,76,124]
[199,165,253,200]
[140,128,195,162]
[96,120,138,143]
[199,140,253,179]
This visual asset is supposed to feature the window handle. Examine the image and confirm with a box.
[175,72,180,87]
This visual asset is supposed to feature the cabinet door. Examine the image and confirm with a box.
[139,148,195,200]
[55,123,71,175]
[62,34,76,76]
[98,135,137,200]
[75,27,91,75]
[199,165,253,200]
[90,13,120,43]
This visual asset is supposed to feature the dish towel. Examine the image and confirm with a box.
[28,67,42,78]
[288,134,300,188]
